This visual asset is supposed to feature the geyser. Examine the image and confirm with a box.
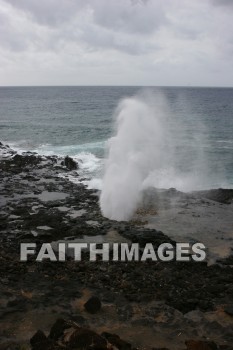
[100,93,171,221]
[100,91,210,221]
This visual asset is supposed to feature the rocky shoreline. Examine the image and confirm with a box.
[0,142,233,350]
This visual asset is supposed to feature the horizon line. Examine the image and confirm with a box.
[0,84,233,88]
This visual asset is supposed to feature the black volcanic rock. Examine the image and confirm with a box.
[69,327,107,350]
[224,305,233,317]
[1,142,233,349]
[30,330,52,350]
[49,318,71,341]
[102,332,131,350]
[62,155,78,170]
[84,296,102,314]
[30,330,47,346]
[193,188,233,204]
[13,153,42,167]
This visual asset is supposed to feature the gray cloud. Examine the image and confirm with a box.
[0,12,25,51]
[5,0,166,34]
[92,0,166,35]
[211,0,233,6]
[0,0,233,86]
[1,0,165,55]
[5,0,85,26]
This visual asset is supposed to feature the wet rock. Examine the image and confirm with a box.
[102,332,131,350]
[219,253,233,266]
[84,296,102,314]
[193,189,233,204]
[70,314,86,325]
[34,319,108,350]
[62,156,78,171]
[224,305,233,316]
[185,340,218,350]
[30,330,47,346]
[69,327,107,349]
[13,153,42,167]
[1,143,233,349]
[0,342,22,350]
[219,346,233,350]
[7,297,28,311]
[49,318,71,341]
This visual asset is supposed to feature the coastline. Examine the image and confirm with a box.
[0,141,233,349]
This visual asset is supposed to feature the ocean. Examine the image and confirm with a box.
[0,86,232,190]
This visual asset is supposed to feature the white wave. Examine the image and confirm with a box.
[0,145,14,159]
[5,140,105,156]
[33,141,105,157]
[74,152,102,172]
[33,143,104,178]
[4,140,104,189]
[59,151,103,189]
[6,141,33,155]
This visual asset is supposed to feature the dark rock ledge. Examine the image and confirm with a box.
[0,142,233,350]
[28,318,233,350]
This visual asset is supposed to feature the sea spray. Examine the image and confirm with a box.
[100,93,172,221]
[100,90,214,221]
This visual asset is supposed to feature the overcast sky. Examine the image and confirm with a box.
[0,0,233,86]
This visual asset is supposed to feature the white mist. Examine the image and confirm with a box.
[100,92,172,221]
[100,91,211,221]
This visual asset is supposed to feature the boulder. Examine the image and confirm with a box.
[12,153,42,167]
[224,305,233,316]
[102,332,131,350]
[30,330,52,350]
[84,296,102,314]
[49,318,71,341]
[69,327,107,349]
[62,156,78,170]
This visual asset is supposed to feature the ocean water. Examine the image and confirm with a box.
[0,86,232,190]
